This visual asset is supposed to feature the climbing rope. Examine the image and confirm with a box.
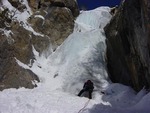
[78,99,90,113]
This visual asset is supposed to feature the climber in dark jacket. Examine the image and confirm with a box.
[78,80,94,99]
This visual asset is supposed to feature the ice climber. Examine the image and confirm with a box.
[78,80,94,99]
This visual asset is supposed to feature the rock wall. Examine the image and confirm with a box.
[27,0,79,17]
[105,0,150,91]
[28,0,79,48]
[0,32,40,90]
[0,0,79,90]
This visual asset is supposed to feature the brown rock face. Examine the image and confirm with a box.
[0,19,50,91]
[49,0,79,17]
[0,20,51,90]
[0,0,79,90]
[28,0,79,48]
[28,0,79,17]
[29,4,75,49]
[0,34,40,90]
[105,0,150,91]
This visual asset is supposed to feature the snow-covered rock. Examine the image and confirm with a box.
[0,0,78,90]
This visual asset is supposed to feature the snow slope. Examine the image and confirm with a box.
[0,1,150,113]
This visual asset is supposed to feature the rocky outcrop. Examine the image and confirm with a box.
[0,17,50,90]
[0,0,79,90]
[105,0,150,91]
[49,0,79,17]
[28,0,79,17]
[29,7,74,49]
[0,33,40,90]
[28,0,79,48]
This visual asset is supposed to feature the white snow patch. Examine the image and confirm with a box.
[15,58,30,70]
[0,28,12,37]
[24,25,44,37]
[2,0,31,23]
[34,15,45,20]
[1,0,44,37]
[0,28,15,44]
[2,0,15,11]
